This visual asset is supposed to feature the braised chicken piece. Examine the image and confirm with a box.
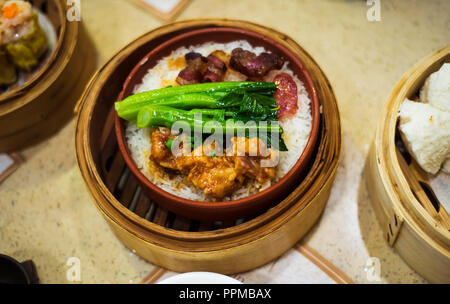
[230,137,277,183]
[150,128,278,198]
[150,128,177,169]
[179,146,242,198]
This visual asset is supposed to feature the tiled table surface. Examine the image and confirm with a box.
[1,0,448,283]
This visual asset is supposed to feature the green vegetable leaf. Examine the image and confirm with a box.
[165,139,174,150]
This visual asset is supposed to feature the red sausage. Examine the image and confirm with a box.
[274,73,298,119]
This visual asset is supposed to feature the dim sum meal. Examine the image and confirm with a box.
[398,63,450,174]
[115,40,313,202]
[0,0,56,91]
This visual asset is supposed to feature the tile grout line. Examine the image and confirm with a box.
[139,267,167,284]
[0,153,24,184]
[295,243,354,284]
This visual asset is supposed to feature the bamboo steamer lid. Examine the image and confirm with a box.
[366,46,450,283]
[75,19,342,274]
[0,0,96,152]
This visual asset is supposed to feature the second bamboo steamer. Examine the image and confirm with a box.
[366,46,450,283]
[0,0,96,152]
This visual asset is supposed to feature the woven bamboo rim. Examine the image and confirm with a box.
[75,19,341,271]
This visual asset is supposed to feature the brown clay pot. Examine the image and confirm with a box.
[115,27,320,221]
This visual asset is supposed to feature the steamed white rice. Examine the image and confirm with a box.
[125,40,312,201]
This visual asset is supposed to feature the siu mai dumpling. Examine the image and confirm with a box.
[0,47,16,85]
[0,0,48,71]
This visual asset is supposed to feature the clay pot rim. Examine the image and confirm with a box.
[114,26,320,211]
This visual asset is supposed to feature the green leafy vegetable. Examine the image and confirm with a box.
[116,81,288,151]
[165,139,173,150]
[115,82,276,122]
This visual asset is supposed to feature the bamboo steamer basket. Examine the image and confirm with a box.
[75,19,342,274]
[0,0,96,152]
[366,46,450,283]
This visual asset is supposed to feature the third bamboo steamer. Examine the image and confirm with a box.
[0,0,96,152]
[75,19,341,274]
[366,46,450,283]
